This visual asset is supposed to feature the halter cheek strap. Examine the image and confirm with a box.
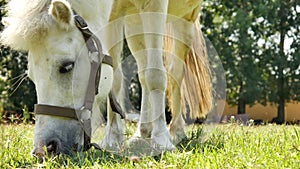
[34,11,125,151]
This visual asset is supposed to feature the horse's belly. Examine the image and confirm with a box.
[167,0,200,21]
[110,0,201,23]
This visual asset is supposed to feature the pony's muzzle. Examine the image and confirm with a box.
[32,147,46,159]
[32,138,61,159]
[46,138,61,155]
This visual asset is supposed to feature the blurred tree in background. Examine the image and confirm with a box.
[202,0,300,123]
[202,0,268,115]
[0,0,36,123]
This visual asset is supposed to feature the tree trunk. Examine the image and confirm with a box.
[276,48,285,123]
[277,79,285,124]
[275,1,287,124]
[237,0,247,115]
[237,98,246,114]
[237,81,246,114]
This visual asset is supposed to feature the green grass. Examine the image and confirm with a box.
[1,123,300,168]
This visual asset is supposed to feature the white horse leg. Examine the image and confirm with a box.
[168,57,186,144]
[101,36,125,151]
[124,27,152,139]
[139,0,174,150]
[168,18,196,144]
[125,0,174,151]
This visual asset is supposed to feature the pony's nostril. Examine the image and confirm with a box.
[32,147,46,159]
[46,139,60,155]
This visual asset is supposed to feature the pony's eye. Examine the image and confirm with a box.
[59,62,74,74]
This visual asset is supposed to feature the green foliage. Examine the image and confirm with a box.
[0,47,36,112]
[201,0,300,116]
[202,0,269,107]
[1,124,300,168]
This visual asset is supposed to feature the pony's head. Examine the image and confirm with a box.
[1,0,112,157]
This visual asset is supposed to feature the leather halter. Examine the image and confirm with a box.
[34,12,124,151]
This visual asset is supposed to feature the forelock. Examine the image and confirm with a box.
[0,0,53,50]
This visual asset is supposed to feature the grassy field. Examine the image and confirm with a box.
[1,123,300,169]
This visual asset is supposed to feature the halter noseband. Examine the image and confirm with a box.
[34,11,124,151]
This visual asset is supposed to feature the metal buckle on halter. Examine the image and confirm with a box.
[74,14,89,30]
[77,106,92,136]
[78,106,92,121]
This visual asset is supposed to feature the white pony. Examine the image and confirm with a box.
[1,0,212,157]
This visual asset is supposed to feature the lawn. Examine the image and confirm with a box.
[1,123,300,168]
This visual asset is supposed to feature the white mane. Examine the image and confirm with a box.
[1,0,52,50]
[0,0,111,51]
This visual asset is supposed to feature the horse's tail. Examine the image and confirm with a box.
[181,20,212,119]
[164,19,213,119]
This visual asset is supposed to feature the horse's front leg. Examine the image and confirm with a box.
[128,0,174,152]
[100,22,126,151]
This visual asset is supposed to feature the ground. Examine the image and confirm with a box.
[1,123,300,168]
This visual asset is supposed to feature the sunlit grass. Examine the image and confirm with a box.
[1,123,300,168]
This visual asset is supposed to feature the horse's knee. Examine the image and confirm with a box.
[144,68,167,91]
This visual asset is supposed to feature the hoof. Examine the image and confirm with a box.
[100,133,124,152]
[170,131,187,145]
[151,131,175,156]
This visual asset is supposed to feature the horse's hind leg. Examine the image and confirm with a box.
[167,50,186,144]
[166,41,188,144]
[167,17,197,144]
[167,44,188,144]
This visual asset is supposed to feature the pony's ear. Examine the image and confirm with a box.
[49,0,74,29]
